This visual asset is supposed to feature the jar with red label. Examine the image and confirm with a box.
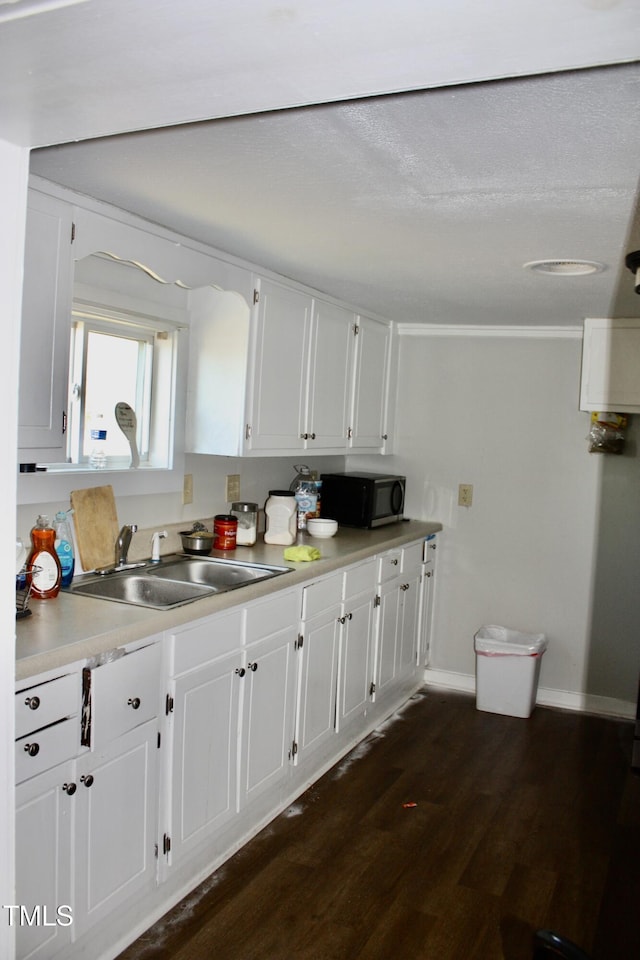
[213,514,238,550]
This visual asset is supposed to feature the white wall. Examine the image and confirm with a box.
[352,328,638,715]
[16,453,346,558]
[1,136,29,960]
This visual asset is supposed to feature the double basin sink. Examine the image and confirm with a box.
[70,555,292,610]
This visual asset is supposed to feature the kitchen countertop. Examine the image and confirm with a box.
[15,520,441,682]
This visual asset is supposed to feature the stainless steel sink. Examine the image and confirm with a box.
[148,556,291,590]
[71,573,217,609]
[69,555,292,609]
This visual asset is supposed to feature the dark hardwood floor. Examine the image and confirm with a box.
[118,689,640,960]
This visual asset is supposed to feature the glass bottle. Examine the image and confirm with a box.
[27,515,62,599]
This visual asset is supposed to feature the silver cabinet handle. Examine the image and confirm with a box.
[24,696,40,710]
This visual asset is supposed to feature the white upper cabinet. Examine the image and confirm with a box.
[186,277,393,457]
[305,298,355,450]
[18,189,74,463]
[580,317,640,413]
[350,314,394,450]
[246,277,313,451]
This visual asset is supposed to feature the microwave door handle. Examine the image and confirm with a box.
[390,480,404,515]
[359,482,369,526]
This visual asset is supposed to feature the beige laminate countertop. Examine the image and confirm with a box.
[15,520,441,682]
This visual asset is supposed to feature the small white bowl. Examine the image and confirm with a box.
[307,518,338,538]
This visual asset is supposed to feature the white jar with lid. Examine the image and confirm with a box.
[264,491,297,545]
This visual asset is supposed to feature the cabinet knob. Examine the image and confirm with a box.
[310,432,316,440]
[62,782,76,795]
[300,432,308,440]
[401,582,410,591]
[382,434,388,440]
[24,695,40,710]
[391,558,398,566]
[346,612,353,620]
[23,742,39,757]
[80,774,94,788]
[426,571,432,578]
[248,661,258,672]
[127,697,141,710]
[235,667,246,678]
[338,616,345,625]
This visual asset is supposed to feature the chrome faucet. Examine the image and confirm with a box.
[115,524,138,567]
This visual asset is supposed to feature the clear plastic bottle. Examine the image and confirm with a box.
[27,515,62,599]
[264,491,297,545]
[294,479,318,531]
[89,414,107,469]
[53,509,75,588]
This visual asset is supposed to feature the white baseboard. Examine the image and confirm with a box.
[423,667,636,720]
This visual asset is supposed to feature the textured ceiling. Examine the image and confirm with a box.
[32,64,640,326]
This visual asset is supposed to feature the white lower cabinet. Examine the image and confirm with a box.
[238,620,298,808]
[14,641,162,960]
[72,720,159,938]
[15,537,435,960]
[164,590,299,872]
[337,559,378,729]
[169,647,241,868]
[15,760,75,960]
[418,536,437,666]
[296,574,342,763]
[373,541,424,703]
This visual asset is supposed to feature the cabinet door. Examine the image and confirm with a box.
[239,625,297,808]
[19,190,74,461]
[375,578,401,698]
[168,649,241,867]
[396,570,422,684]
[246,277,312,451]
[15,762,74,960]
[338,592,375,729]
[349,315,391,449]
[305,300,354,450]
[73,720,158,937]
[296,605,341,762]
[580,317,640,413]
[418,560,435,666]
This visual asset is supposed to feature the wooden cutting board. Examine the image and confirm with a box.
[70,484,120,571]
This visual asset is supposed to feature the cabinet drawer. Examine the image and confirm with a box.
[378,550,401,583]
[15,672,80,739]
[15,717,80,783]
[171,608,243,675]
[245,588,299,643]
[302,574,342,621]
[88,643,161,749]
[401,541,424,574]
[343,557,377,599]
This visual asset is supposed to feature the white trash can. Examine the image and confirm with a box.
[474,625,547,718]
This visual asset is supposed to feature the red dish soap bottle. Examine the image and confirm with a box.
[27,515,62,599]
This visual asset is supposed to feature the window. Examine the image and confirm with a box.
[67,298,180,470]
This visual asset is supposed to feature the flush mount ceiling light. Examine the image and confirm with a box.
[523,259,606,276]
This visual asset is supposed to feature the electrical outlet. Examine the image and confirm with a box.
[182,473,193,505]
[225,474,241,502]
[458,483,473,507]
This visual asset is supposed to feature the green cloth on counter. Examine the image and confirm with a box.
[284,545,321,562]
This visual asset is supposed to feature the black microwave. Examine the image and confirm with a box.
[320,472,406,528]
